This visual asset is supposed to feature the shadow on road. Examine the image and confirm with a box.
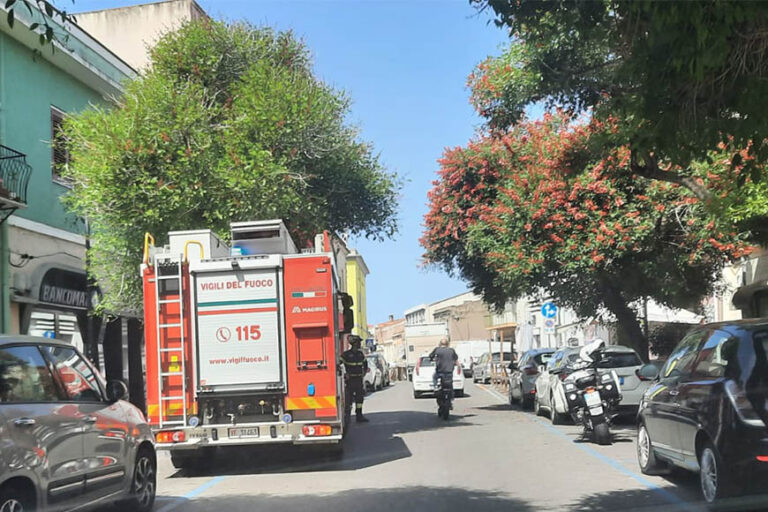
[157,486,536,512]
[170,410,476,478]
[473,403,514,412]
[569,484,768,512]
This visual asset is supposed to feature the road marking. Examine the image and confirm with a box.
[476,384,699,512]
[157,475,227,512]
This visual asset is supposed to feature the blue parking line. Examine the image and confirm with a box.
[157,475,227,512]
[478,384,699,512]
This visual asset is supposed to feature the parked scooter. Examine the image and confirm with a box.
[435,373,454,420]
[563,339,622,445]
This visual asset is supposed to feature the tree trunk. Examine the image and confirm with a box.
[599,280,650,362]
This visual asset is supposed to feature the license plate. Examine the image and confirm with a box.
[589,405,604,416]
[619,376,625,385]
[228,427,259,439]
[585,390,602,407]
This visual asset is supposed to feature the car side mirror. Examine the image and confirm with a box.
[508,362,517,371]
[637,363,660,382]
[106,380,128,403]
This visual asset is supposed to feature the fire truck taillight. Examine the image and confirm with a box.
[156,430,186,444]
[302,425,332,437]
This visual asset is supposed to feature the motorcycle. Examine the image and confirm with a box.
[563,339,622,445]
[435,372,454,420]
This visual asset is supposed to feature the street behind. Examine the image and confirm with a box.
[150,381,752,512]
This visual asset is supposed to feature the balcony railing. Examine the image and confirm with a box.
[0,144,32,221]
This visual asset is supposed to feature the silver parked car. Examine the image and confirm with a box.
[534,346,582,424]
[0,336,156,512]
[508,348,555,409]
[472,352,513,384]
[595,345,649,415]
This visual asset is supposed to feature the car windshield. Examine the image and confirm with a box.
[598,352,642,368]
[491,353,513,362]
[534,353,554,365]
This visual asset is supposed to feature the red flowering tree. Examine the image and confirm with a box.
[423,113,753,359]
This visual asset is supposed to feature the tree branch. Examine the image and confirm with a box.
[630,150,712,202]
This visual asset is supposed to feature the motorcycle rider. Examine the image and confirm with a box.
[429,338,459,407]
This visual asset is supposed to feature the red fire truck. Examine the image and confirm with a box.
[141,220,351,468]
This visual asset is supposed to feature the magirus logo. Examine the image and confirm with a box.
[292,305,328,314]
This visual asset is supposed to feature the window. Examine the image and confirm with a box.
[547,351,563,370]
[0,346,60,403]
[661,330,706,379]
[534,353,553,366]
[598,351,643,369]
[691,330,737,380]
[51,106,70,184]
[42,346,103,402]
[418,356,435,367]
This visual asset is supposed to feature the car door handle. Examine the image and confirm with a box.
[13,418,36,427]
[82,416,98,424]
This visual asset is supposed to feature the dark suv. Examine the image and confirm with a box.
[636,320,768,505]
[0,336,156,512]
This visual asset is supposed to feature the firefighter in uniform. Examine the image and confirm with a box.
[340,335,369,423]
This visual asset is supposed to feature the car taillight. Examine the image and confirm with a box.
[366,367,371,373]
[757,456,768,462]
[156,430,185,443]
[524,366,538,376]
[302,424,332,437]
[559,373,568,381]
[725,380,765,427]
[455,366,461,376]
[415,360,421,376]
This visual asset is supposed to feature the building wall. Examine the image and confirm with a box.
[346,256,369,339]
[0,7,133,348]
[433,299,490,342]
[0,32,109,233]
[76,0,207,70]
[374,317,405,366]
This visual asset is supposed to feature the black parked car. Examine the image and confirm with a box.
[636,320,768,505]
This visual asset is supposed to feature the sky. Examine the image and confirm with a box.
[72,0,510,326]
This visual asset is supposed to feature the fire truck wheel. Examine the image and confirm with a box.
[170,450,209,472]
[326,442,344,459]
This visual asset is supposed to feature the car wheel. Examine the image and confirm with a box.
[455,389,464,398]
[699,441,733,505]
[637,423,666,474]
[534,394,543,417]
[0,483,35,512]
[521,393,534,410]
[117,447,156,512]
[550,393,566,425]
[413,390,421,399]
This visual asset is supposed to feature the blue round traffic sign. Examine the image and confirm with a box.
[541,302,558,319]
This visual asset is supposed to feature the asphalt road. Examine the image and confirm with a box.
[150,381,768,512]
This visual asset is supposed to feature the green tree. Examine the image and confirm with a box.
[422,114,752,359]
[470,1,768,211]
[63,21,399,315]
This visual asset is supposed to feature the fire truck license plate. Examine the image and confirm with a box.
[228,427,260,439]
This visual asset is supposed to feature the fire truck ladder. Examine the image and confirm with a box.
[154,260,188,428]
